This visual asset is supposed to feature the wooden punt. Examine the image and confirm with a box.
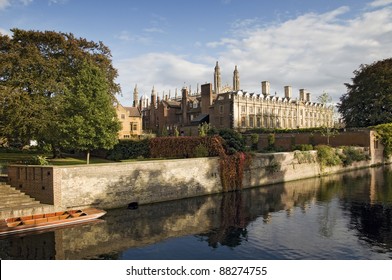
[0,208,106,237]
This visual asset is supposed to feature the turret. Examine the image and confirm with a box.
[133,84,139,107]
[214,61,221,95]
[233,65,240,91]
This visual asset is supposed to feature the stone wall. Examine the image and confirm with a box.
[7,140,387,210]
[8,157,221,209]
[6,128,388,210]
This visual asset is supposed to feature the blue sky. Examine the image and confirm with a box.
[1,0,392,106]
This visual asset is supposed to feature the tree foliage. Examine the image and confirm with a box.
[60,60,120,163]
[0,29,120,158]
[338,58,392,127]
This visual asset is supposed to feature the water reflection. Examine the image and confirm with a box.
[1,166,392,259]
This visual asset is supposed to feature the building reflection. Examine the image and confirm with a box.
[0,166,391,259]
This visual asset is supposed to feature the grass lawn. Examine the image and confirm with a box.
[0,152,114,166]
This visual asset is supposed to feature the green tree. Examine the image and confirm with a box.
[338,58,392,127]
[60,60,120,164]
[218,128,245,154]
[0,29,120,157]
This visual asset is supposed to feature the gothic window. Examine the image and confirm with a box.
[249,116,254,127]
[241,116,246,127]
[241,105,246,114]
[219,105,224,114]
[257,107,261,114]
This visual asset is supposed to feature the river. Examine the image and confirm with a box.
[1,165,392,260]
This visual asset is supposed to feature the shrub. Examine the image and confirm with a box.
[250,134,259,150]
[267,133,275,148]
[294,150,315,164]
[20,155,49,165]
[292,144,313,151]
[374,123,392,157]
[316,145,342,167]
[339,146,368,166]
[218,129,245,154]
[107,139,150,161]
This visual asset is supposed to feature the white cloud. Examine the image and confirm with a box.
[49,0,68,5]
[0,0,32,10]
[115,4,392,104]
[369,0,392,7]
[115,53,211,102]
[205,5,392,102]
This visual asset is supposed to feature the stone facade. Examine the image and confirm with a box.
[140,62,333,134]
[115,102,142,138]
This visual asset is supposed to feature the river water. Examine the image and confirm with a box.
[1,166,392,260]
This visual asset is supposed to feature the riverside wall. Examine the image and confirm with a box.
[6,137,387,210]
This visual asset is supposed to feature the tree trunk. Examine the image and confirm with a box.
[51,143,61,158]
[86,150,90,164]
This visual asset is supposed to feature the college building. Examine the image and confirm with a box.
[134,62,334,135]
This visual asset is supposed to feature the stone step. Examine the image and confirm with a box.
[0,204,58,220]
[0,197,39,207]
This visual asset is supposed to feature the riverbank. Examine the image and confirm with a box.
[6,143,389,210]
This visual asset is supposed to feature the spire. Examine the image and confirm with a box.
[214,61,221,95]
[151,86,156,108]
[233,65,240,91]
[133,84,139,107]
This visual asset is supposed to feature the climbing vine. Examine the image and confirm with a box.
[374,123,392,157]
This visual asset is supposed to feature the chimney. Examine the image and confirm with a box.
[306,92,311,102]
[201,83,213,115]
[182,87,189,125]
[262,81,270,96]
[284,86,292,99]
[299,89,306,101]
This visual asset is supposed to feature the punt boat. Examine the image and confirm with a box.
[0,208,106,237]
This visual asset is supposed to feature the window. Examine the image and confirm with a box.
[257,107,261,114]
[219,105,224,114]
[250,107,254,114]
[249,116,254,127]
[257,117,261,127]
[124,135,130,138]
[241,116,246,127]
[130,122,138,132]
[121,114,125,119]
[241,105,246,113]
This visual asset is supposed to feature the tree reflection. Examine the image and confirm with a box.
[198,191,249,248]
[348,203,392,251]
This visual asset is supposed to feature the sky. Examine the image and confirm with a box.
[1,0,392,106]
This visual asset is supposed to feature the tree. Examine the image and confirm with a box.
[338,58,392,127]
[60,60,120,164]
[317,91,337,145]
[0,29,120,157]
